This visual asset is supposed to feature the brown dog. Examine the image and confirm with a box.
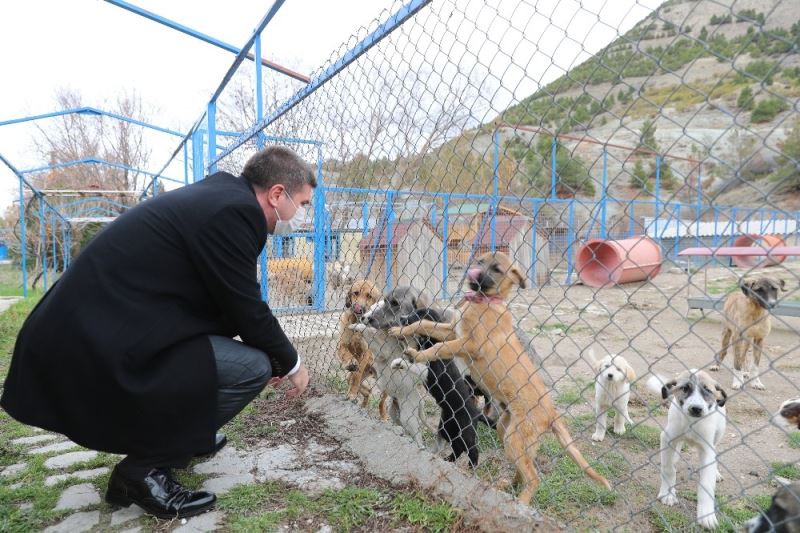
[712,277,786,390]
[337,279,387,417]
[390,251,610,504]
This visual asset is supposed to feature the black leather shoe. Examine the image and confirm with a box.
[194,433,227,458]
[105,466,216,519]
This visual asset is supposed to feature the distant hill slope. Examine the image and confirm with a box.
[495,0,800,210]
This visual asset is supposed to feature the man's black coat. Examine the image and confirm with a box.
[0,172,297,457]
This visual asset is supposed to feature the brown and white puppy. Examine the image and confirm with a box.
[390,251,610,504]
[745,481,800,533]
[589,349,636,442]
[656,369,727,530]
[336,279,387,417]
[711,277,786,390]
[773,398,800,432]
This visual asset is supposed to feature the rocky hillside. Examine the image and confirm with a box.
[495,0,800,211]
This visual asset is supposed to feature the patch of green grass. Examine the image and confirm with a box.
[316,487,385,531]
[771,462,800,480]
[649,505,693,532]
[566,412,596,433]
[537,322,570,333]
[534,454,618,513]
[0,454,72,532]
[0,294,42,373]
[391,492,460,533]
[555,387,583,406]
[620,424,662,451]
[325,374,349,394]
[788,432,800,449]
[476,423,501,451]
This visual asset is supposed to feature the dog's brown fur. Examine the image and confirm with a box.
[337,279,388,418]
[713,277,786,389]
[392,251,610,503]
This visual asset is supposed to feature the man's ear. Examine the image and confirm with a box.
[662,379,677,400]
[510,265,527,289]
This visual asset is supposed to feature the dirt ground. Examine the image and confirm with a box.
[289,261,800,532]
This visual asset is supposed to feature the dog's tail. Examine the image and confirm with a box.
[552,418,612,489]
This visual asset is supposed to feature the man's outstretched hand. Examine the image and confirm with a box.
[268,363,310,397]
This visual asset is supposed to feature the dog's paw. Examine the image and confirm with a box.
[658,492,678,506]
[390,357,410,370]
[697,512,718,530]
[612,425,627,436]
[731,379,743,390]
[403,347,420,361]
[751,378,766,390]
[349,323,367,332]
[494,478,513,490]
[387,326,404,337]
[716,472,724,483]
[708,364,720,372]
[591,431,605,442]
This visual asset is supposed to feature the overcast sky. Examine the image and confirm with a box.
[0,0,660,211]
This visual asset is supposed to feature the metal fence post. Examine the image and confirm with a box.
[441,196,449,299]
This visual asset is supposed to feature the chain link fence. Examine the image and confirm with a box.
[209,0,800,529]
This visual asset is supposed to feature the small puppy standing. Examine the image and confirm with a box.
[651,370,728,530]
[391,252,610,504]
[711,277,785,390]
[336,280,386,415]
[589,350,636,442]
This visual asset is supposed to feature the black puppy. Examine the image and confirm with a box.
[401,308,492,467]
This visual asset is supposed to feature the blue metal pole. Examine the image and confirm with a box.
[153,176,159,197]
[61,221,67,272]
[491,129,499,252]
[731,207,738,246]
[18,177,27,297]
[550,137,557,199]
[601,147,608,240]
[713,207,720,248]
[313,146,326,311]
[654,155,661,245]
[183,143,189,186]
[192,129,205,182]
[442,196,449,300]
[51,210,56,277]
[255,33,266,149]
[39,199,47,292]
[566,200,575,284]
[362,202,369,239]
[255,33,269,303]
[207,101,217,173]
[696,168,702,248]
[385,191,395,291]
[629,202,635,237]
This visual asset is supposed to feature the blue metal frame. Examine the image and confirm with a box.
[20,158,183,184]
[105,0,309,83]
[210,0,432,167]
[0,107,184,137]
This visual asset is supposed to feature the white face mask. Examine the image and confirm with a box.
[273,191,306,235]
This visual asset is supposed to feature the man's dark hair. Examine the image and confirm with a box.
[241,146,317,193]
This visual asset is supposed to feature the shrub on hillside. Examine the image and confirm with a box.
[751,98,788,123]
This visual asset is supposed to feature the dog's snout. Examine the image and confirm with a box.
[352,303,363,314]
[688,405,703,417]
[467,268,482,282]
[607,373,614,380]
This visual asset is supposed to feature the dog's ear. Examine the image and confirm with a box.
[413,290,433,311]
[714,384,728,407]
[624,361,637,383]
[344,292,352,308]
[779,278,787,292]
[739,278,753,296]
[510,264,527,289]
[586,347,599,369]
[369,285,381,304]
[661,379,677,399]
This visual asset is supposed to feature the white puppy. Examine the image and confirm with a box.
[652,369,728,530]
[589,350,636,442]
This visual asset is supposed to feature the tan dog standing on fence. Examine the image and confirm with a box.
[337,279,388,418]
[390,251,610,504]
[711,277,786,390]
